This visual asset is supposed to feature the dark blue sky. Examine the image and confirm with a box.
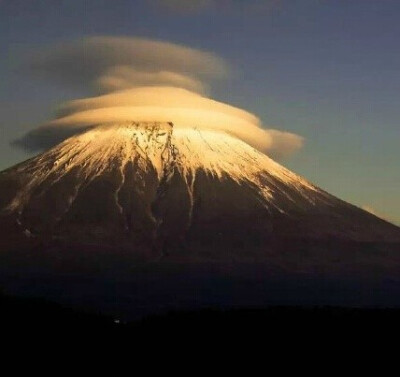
[1,0,399,224]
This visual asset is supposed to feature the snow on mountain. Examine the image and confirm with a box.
[1,122,399,260]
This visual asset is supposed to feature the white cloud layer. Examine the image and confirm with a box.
[16,36,304,160]
[26,36,227,94]
[96,66,206,94]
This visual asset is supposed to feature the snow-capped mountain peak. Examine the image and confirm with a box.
[1,122,399,259]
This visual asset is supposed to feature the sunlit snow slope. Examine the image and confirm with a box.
[1,122,399,259]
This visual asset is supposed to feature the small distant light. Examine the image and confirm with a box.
[114,319,120,324]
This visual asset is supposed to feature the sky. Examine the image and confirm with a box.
[1,0,399,225]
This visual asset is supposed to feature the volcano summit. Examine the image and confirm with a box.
[1,122,399,262]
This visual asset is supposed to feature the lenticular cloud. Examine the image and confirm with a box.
[14,36,303,160]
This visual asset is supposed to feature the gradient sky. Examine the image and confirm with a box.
[1,0,399,225]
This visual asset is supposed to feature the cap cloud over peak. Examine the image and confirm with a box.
[26,36,227,94]
[15,36,303,161]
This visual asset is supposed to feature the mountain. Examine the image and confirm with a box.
[1,121,399,262]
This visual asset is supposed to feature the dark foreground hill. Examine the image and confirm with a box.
[2,292,400,339]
